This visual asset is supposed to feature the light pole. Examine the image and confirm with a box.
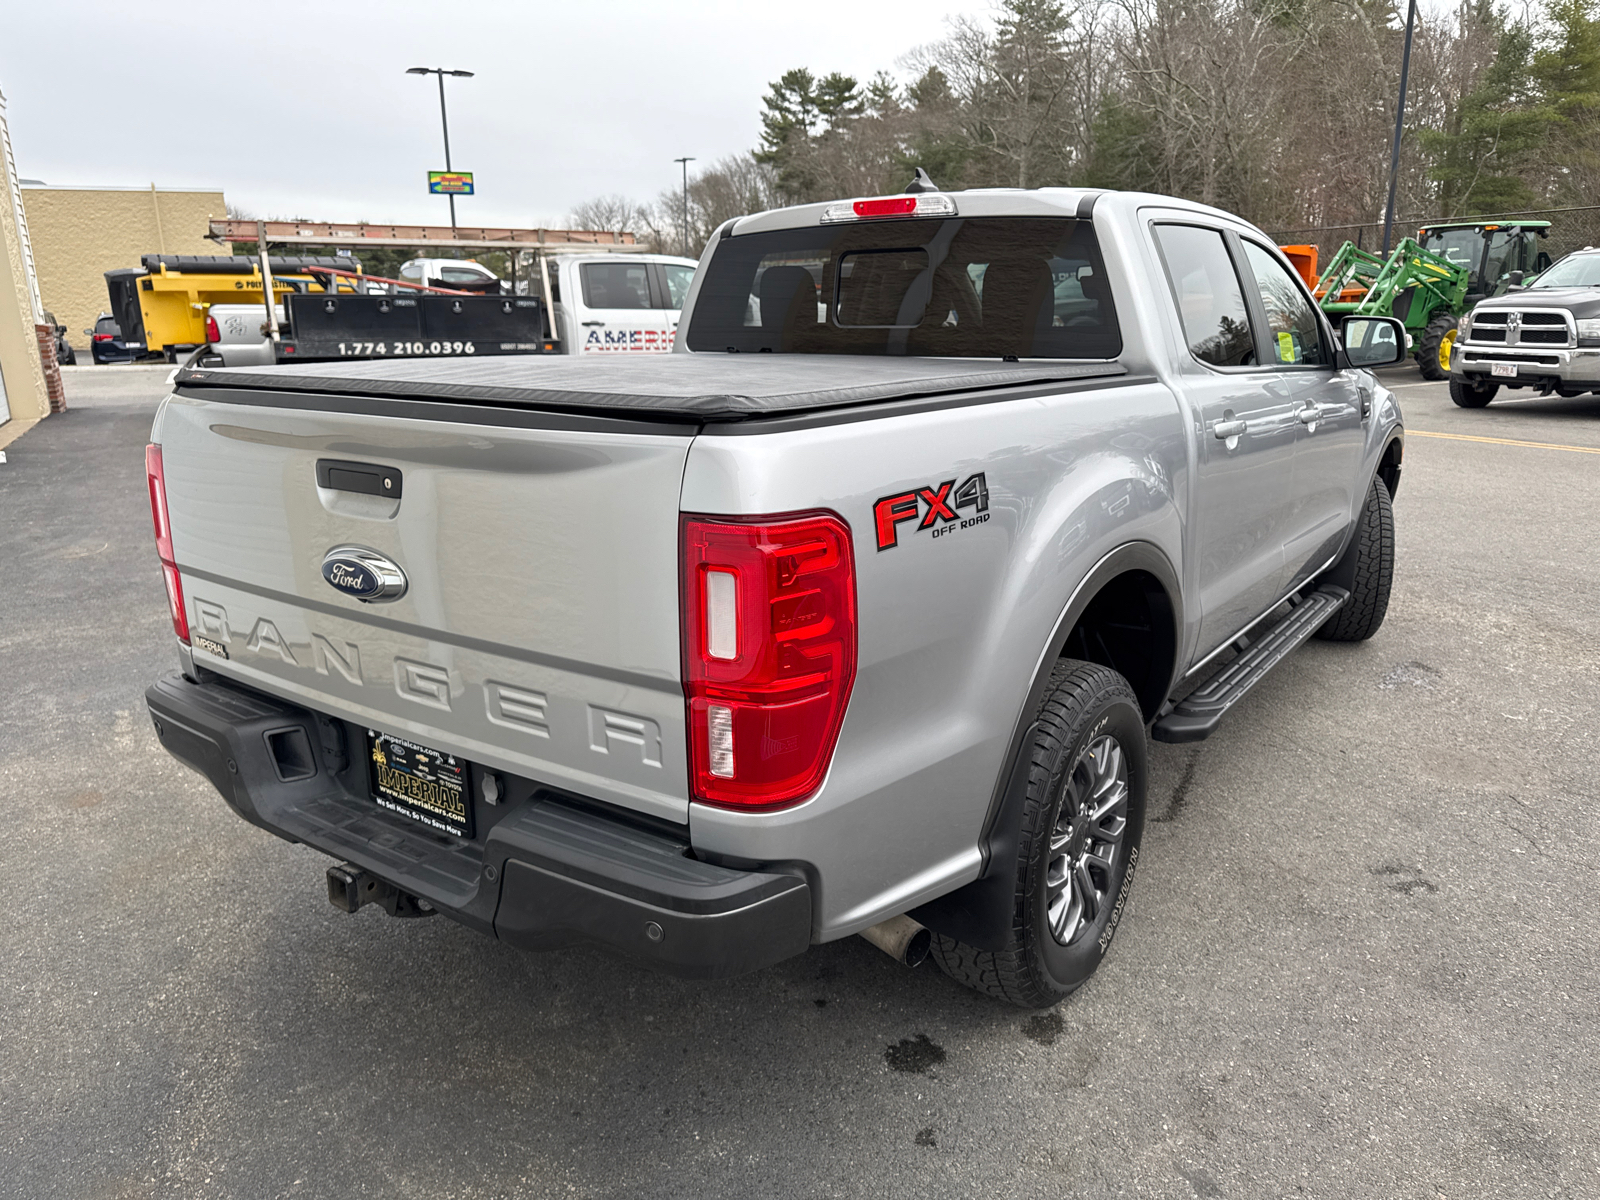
[674,156,695,256]
[1380,0,1417,255]
[407,66,475,230]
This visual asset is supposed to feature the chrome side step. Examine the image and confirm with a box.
[1152,586,1350,744]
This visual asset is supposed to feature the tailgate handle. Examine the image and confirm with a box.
[316,459,402,499]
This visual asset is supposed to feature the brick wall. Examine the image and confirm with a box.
[33,324,65,413]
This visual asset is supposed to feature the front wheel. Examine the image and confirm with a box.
[1449,378,1498,408]
[931,660,1147,1009]
[1417,316,1456,381]
[1315,474,1394,642]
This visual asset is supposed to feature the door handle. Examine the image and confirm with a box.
[1296,406,1320,424]
[1212,418,1247,439]
[581,320,605,327]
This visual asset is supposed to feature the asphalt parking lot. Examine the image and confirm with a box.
[2,363,1596,1199]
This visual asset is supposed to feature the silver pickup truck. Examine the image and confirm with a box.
[144,186,1407,1008]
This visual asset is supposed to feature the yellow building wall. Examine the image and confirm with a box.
[20,186,228,347]
[0,111,47,430]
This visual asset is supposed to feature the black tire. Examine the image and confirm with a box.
[1449,378,1498,408]
[931,660,1147,1009]
[1416,315,1455,381]
[1314,474,1394,642]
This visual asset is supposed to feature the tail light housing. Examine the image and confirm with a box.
[92,333,114,342]
[145,444,189,643]
[205,314,220,344]
[682,511,857,809]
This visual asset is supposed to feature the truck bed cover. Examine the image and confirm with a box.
[174,356,1124,422]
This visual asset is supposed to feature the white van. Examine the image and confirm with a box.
[539,253,699,354]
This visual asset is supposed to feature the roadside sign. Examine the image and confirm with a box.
[429,171,474,195]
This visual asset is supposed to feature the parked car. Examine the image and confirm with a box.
[396,258,505,294]
[84,313,140,364]
[145,183,1406,1007]
[1449,245,1600,406]
[40,310,75,365]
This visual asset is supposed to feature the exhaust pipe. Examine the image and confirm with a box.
[859,915,932,968]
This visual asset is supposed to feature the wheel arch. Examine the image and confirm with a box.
[1378,431,1403,500]
[911,541,1180,951]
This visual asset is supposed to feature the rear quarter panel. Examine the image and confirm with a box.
[682,382,1187,937]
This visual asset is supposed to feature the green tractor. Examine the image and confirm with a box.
[1311,220,1551,380]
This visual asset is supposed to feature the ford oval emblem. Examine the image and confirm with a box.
[321,546,407,603]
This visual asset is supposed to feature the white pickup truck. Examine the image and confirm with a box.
[203,252,699,367]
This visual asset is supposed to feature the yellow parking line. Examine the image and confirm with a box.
[1408,429,1600,456]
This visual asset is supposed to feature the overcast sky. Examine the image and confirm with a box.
[4,0,981,229]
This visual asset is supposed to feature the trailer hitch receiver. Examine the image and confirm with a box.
[326,863,436,919]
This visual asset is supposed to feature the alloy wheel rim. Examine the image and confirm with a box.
[1044,734,1130,946]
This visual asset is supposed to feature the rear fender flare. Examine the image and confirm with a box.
[911,541,1181,951]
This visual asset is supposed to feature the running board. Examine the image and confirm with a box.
[1152,586,1350,744]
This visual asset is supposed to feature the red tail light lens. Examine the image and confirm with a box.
[854,196,917,218]
[205,315,220,344]
[146,444,189,643]
[93,333,114,342]
[683,512,857,809]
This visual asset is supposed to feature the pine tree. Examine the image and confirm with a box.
[1422,14,1548,214]
[1532,0,1600,200]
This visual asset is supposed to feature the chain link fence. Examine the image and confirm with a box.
[1264,206,1600,269]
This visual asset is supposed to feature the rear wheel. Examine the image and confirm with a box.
[1417,315,1456,381]
[1449,378,1498,408]
[931,660,1147,1009]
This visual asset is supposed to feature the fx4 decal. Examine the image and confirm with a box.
[874,472,990,550]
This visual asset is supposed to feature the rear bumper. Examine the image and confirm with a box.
[145,672,811,979]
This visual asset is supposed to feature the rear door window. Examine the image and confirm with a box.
[1151,224,1255,367]
[580,263,652,310]
[439,266,492,284]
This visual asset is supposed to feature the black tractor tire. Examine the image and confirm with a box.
[1416,315,1456,381]
[1314,474,1394,642]
[930,660,1147,1009]
[1449,378,1499,408]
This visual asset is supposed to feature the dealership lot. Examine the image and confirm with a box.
[1,365,1595,1199]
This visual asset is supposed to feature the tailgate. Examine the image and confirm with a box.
[154,388,693,822]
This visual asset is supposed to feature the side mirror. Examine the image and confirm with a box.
[82,329,93,336]
[1508,270,1525,286]
[1341,315,1407,368]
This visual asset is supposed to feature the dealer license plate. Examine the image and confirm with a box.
[1491,363,1518,377]
[366,730,473,838]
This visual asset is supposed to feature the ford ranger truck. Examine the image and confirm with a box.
[1449,246,1600,407]
[144,185,1407,1009]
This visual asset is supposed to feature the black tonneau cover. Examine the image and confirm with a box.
[174,355,1124,422]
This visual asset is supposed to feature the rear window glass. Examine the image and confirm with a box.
[95,317,120,335]
[581,263,652,310]
[686,217,1120,358]
[438,266,491,283]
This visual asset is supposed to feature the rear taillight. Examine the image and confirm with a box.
[205,315,220,344]
[93,333,114,342]
[145,444,189,643]
[682,512,857,809]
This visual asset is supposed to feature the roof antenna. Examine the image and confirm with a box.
[904,168,939,194]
